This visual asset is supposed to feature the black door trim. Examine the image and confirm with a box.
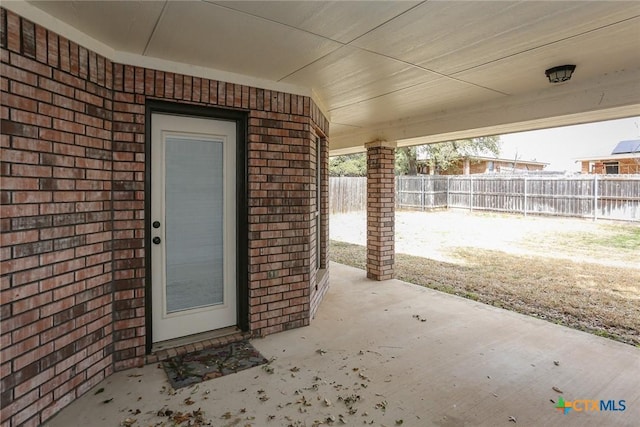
[144,100,249,354]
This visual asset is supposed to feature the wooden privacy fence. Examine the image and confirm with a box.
[331,175,640,221]
[330,176,367,214]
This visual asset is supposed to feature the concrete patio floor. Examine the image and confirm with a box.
[45,262,639,427]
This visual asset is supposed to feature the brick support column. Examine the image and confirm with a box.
[365,140,396,280]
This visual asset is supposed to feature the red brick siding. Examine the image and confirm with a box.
[366,143,395,281]
[1,7,330,425]
[582,158,640,174]
[309,127,330,318]
[1,10,113,427]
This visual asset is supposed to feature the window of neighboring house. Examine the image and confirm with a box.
[486,161,494,172]
[604,162,619,174]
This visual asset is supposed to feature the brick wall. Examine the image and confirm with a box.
[365,141,396,281]
[309,127,330,318]
[1,9,114,426]
[1,8,329,425]
[586,158,640,174]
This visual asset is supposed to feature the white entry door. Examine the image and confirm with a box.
[151,113,236,343]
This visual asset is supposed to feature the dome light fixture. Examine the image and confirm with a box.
[545,65,576,83]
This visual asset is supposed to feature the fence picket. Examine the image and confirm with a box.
[330,175,640,221]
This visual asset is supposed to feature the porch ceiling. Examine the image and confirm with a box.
[18,0,640,153]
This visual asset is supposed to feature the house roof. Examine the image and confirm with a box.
[464,156,548,166]
[575,153,640,163]
[575,139,640,162]
[416,154,547,166]
[9,1,640,153]
[611,139,640,155]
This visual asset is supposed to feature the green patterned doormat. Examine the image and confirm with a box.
[162,341,269,389]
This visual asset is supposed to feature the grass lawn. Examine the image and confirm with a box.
[330,211,640,346]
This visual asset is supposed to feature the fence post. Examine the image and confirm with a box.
[396,176,401,210]
[446,176,450,208]
[593,174,598,221]
[469,176,473,211]
[523,176,528,217]
[418,176,422,211]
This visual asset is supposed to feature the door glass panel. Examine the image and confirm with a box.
[165,136,223,313]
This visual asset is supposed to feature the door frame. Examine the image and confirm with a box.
[144,100,249,354]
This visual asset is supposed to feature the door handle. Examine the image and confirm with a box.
[153,237,161,245]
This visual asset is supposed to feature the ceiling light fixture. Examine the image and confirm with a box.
[545,65,576,83]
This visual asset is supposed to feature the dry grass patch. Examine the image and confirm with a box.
[330,240,640,346]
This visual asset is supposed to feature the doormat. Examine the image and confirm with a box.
[162,340,269,389]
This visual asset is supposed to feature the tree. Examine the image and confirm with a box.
[329,153,366,176]
[330,136,502,176]
[396,136,501,175]
[395,147,418,176]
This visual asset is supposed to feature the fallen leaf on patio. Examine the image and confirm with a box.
[94,388,104,395]
[375,400,388,412]
[262,365,274,374]
[316,349,327,355]
[552,387,563,394]
[323,397,332,406]
[129,409,141,415]
[554,361,560,366]
[290,366,300,372]
[268,415,276,420]
[120,417,136,426]
[550,399,555,404]
[396,420,404,425]
[222,412,233,419]
[184,397,195,405]
[127,374,143,377]
[102,398,113,404]
[190,385,199,394]
[259,395,270,402]
[508,415,517,423]
[170,411,192,424]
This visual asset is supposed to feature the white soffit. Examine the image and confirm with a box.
[454,18,640,96]
[281,45,441,110]
[12,0,640,152]
[330,78,504,128]
[28,0,165,54]
[208,0,422,44]
[351,1,640,75]
[145,1,342,82]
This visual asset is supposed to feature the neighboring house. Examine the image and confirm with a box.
[577,139,640,174]
[417,156,547,175]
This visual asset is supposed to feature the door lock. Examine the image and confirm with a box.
[152,221,161,228]
[152,237,161,245]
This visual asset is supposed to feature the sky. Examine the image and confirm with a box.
[499,116,640,172]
